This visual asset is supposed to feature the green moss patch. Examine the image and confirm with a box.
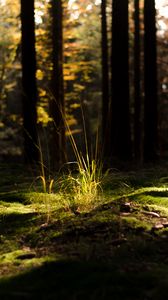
[0,166,168,298]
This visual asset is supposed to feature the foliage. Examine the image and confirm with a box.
[0,0,168,161]
[0,0,20,113]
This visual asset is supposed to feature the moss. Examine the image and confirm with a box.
[121,216,151,231]
[0,166,168,298]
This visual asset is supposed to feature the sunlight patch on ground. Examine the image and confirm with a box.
[0,202,33,215]
[0,250,54,278]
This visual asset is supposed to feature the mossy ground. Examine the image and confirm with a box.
[0,163,168,299]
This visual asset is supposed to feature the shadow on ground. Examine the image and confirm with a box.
[0,259,168,300]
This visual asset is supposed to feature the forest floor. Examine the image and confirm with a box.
[0,163,168,299]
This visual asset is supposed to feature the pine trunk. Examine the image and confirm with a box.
[110,0,132,161]
[144,0,158,162]
[21,0,39,164]
[134,0,142,161]
[49,0,66,170]
[101,0,110,162]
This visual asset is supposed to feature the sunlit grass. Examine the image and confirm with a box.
[58,157,108,212]
[57,111,109,212]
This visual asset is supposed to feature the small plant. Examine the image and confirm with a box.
[37,175,54,194]
[59,158,104,212]
[29,135,55,223]
[34,104,107,215]
[37,135,55,194]
[59,112,107,212]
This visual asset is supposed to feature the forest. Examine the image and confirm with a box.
[0,0,168,299]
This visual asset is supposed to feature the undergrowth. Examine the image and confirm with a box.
[35,108,109,216]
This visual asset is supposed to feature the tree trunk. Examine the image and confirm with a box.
[134,0,142,161]
[49,0,66,170]
[110,0,132,162]
[101,0,110,162]
[21,0,39,164]
[144,0,158,162]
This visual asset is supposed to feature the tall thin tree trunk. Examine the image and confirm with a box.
[49,0,65,170]
[21,0,39,164]
[110,0,132,161]
[134,0,141,161]
[101,0,110,162]
[144,0,158,162]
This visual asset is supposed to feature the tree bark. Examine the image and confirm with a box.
[49,0,66,170]
[144,0,158,162]
[134,0,142,161]
[101,0,110,162]
[21,0,39,164]
[110,0,132,162]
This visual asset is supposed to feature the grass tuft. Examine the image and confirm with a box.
[59,158,107,212]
